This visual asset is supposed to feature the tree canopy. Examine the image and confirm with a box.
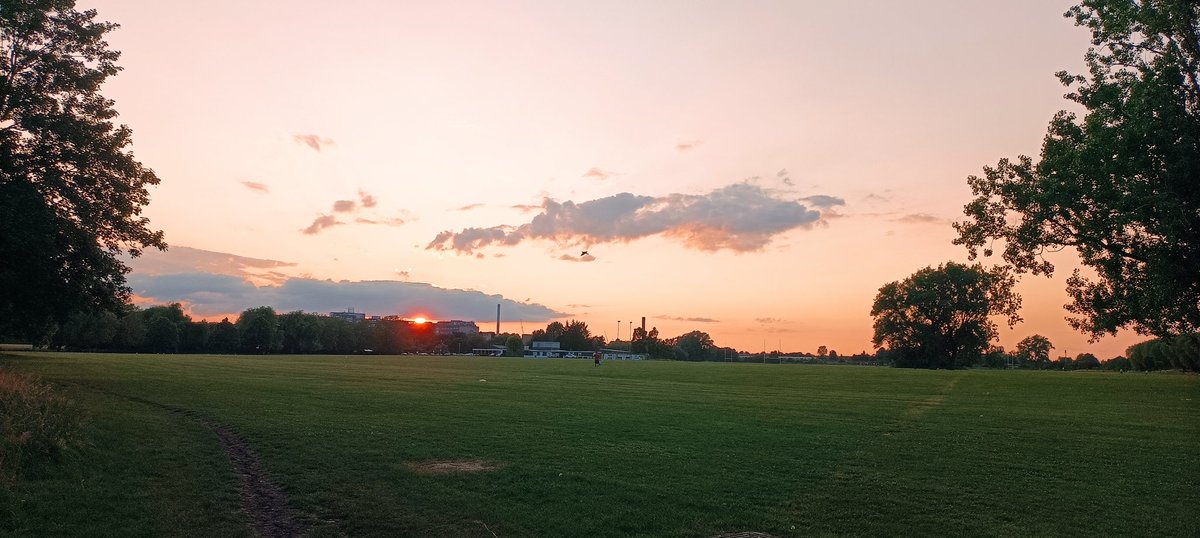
[871,262,1021,369]
[1,1,164,341]
[954,0,1200,339]
[1016,334,1054,366]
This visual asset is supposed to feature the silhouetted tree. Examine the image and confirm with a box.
[237,306,281,353]
[955,0,1200,338]
[671,331,716,361]
[1016,335,1054,368]
[208,318,240,354]
[1,2,165,343]
[871,262,1021,369]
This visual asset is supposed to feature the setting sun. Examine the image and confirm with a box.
[412,317,427,324]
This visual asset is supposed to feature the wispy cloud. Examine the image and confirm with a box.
[293,134,335,152]
[428,183,836,254]
[303,190,410,235]
[895,213,947,225]
[776,168,794,187]
[303,215,342,235]
[755,317,793,324]
[558,253,596,262]
[582,167,616,181]
[657,315,720,323]
[456,203,485,212]
[354,217,406,226]
[676,139,703,152]
[123,246,297,286]
[511,204,540,213]
[358,190,377,208]
[240,181,270,194]
[799,195,845,208]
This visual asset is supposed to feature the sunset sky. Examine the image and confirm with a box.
[88,0,1142,357]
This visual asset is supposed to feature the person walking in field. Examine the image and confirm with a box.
[593,351,602,367]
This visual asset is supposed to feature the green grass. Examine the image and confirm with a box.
[2,353,1197,537]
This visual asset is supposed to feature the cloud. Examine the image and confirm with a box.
[676,139,703,152]
[582,167,616,181]
[799,195,845,208]
[558,254,596,262]
[511,204,540,213]
[303,215,342,235]
[128,272,568,321]
[657,315,720,323]
[777,169,794,187]
[427,183,834,254]
[755,317,793,324]
[359,190,377,208]
[456,203,485,212]
[123,246,298,286]
[864,193,890,203]
[303,191,411,234]
[354,217,406,226]
[294,134,334,151]
[240,181,269,194]
[895,213,947,225]
[567,303,590,308]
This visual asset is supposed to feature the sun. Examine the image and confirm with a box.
[413,317,427,324]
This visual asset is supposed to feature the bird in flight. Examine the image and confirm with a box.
[580,250,589,257]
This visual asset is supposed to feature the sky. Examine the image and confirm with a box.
[85,0,1142,358]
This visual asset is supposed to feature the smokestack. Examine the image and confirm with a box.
[496,304,501,334]
[641,317,646,331]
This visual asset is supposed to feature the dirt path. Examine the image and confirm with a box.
[77,386,306,537]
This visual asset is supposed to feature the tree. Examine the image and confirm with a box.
[144,315,179,353]
[1016,335,1054,368]
[558,320,593,351]
[871,262,1021,369]
[671,331,716,361]
[208,318,239,354]
[1075,352,1101,369]
[0,2,165,342]
[505,336,524,357]
[237,306,281,353]
[954,1,1200,339]
[817,345,828,357]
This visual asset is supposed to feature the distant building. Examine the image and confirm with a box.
[329,310,366,322]
[434,320,480,336]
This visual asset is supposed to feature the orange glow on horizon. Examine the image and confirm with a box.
[412,317,428,324]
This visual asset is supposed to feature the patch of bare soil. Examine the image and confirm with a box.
[406,459,500,475]
[201,418,305,538]
[78,386,305,538]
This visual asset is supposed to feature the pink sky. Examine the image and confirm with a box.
[88,0,1142,358]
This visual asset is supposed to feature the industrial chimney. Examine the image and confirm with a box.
[496,304,501,334]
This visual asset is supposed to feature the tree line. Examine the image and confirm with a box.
[50,305,510,355]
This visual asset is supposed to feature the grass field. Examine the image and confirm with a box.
[2,353,1197,537]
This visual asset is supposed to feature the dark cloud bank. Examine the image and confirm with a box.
[129,273,565,321]
[125,246,563,321]
[428,183,843,254]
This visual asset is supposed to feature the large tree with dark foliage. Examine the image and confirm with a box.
[954,1,1200,338]
[0,1,164,342]
[871,262,1021,369]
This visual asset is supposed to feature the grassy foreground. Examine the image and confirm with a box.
[1,353,1197,537]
